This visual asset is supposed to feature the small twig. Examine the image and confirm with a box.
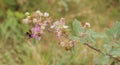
[85,43,102,53]
[85,42,120,62]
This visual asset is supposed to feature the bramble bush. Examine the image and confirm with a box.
[22,10,120,65]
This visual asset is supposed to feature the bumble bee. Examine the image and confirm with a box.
[26,30,32,38]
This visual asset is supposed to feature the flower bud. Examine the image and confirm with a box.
[44,12,49,17]
[85,22,90,28]
[27,16,30,19]
[36,10,41,14]
[36,10,43,16]
[22,18,29,24]
[60,42,65,47]
[25,12,30,16]
[33,18,37,23]
[41,26,45,30]
[69,41,74,47]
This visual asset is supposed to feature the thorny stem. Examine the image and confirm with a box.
[85,43,120,62]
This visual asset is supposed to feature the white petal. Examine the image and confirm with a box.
[22,18,29,24]
[63,25,68,28]
[33,18,37,23]
[44,12,49,17]
[36,10,43,16]
[50,25,55,28]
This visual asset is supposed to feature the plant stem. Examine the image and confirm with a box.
[85,43,120,62]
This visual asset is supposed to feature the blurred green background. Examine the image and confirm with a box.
[0,0,120,65]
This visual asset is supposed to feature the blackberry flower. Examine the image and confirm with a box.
[30,24,43,40]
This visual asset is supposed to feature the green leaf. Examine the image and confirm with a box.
[70,35,80,41]
[110,47,120,57]
[106,22,120,39]
[87,35,96,44]
[100,54,110,65]
[72,19,83,36]
[103,44,112,53]
[84,29,106,45]
[86,29,106,39]
[14,11,24,19]
[79,35,88,44]
[95,54,110,65]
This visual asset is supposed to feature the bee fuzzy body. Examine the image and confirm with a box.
[26,30,33,38]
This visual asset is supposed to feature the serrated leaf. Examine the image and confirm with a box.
[72,19,83,36]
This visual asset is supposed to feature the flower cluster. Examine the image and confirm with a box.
[22,10,75,50]
[22,10,52,40]
[21,10,120,63]
[51,18,75,50]
[51,18,68,39]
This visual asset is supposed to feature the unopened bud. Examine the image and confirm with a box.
[33,18,38,23]
[36,10,43,16]
[22,18,29,24]
[25,12,30,16]
[36,10,41,14]
[44,12,49,17]
[27,16,30,19]
[60,42,65,47]
[69,41,74,47]
[85,22,90,27]
[60,18,65,22]
[41,26,45,30]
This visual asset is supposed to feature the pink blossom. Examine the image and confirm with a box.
[35,24,40,32]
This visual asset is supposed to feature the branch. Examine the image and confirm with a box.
[85,43,120,62]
